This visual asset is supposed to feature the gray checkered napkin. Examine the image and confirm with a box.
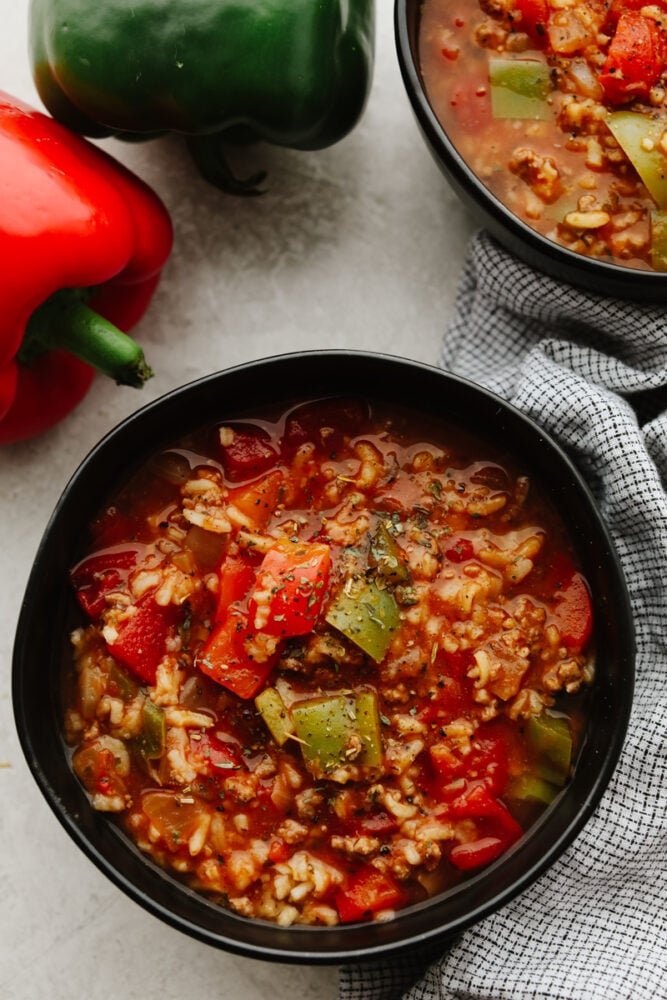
[339,230,667,1000]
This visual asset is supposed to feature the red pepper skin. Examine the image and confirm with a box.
[335,866,406,923]
[0,91,173,445]
[197,609,279,699]
[105,596,180,685]
[599,13,666,105]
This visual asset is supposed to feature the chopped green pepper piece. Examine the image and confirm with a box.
[109,663,139,702]
[527,713,572,786]
[255,686,295,747]
[369,521,410,584]
[489,58,551,121]
[606,112,667,210]
[651,211,667,271]
[135,699,165,760]
[291,690,383,777]
[507,773,559,806]
[354,689,383,767]
[325,579,399,662]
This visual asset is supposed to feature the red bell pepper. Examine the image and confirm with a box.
[249,538,331,636]
[599,13,666,105]
[335,866,406,923]
[511,0,549,46]
[105,596,181,685]
[220,425,279,482]
[197,608,280,699]
[70,547,140,619]
[447,782,523,871]
[0,91,173,445]
[545,553,593,650]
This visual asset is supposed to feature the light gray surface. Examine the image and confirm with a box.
[0,5,474,998]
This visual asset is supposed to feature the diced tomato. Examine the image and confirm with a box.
[599,13,666,105]
[220,424,279,482]
[335,866,406,923]
[249,538,331,636]
[70,547,139,619]
[429,742,467,784]
[420,649,472,723]
[268,838,291,864]
[511,0,549,46]
[197,609,279,699]
[553,571,593,649]
[72,744,126,799]
[227,469,284,529]
[105,596,180,684]
[444,537,474,563]
[188,730,244,777]
[430,728,508,797]
[281,397,369,456]
[214,556,257,623]
[353,811,399,837]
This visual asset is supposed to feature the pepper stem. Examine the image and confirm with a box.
[186,134,267,195]
[19,290,153,388]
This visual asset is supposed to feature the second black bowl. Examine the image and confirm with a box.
[395,0,667,302]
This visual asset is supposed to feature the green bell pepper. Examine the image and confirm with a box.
[134,699,166,761]
[325,578,400,663]
[651,211,667,271]
[29,0,375,194]
[291,689,382,778]
[606,112,667,210]
[527,713,572,787]
[489,58,551,121]
[255,686,296,747]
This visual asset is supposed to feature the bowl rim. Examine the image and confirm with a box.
[394,0,667,295]
[12,349,636,963]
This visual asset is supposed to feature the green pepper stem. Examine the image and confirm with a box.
[19,290,153,388]
[186,134,267,196]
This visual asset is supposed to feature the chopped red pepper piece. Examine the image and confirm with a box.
[188,730,244,777]
[197,609,279,699]
[220,425,279,482]
[511,0,549,46]
[249,537,331,636]
[546,553,593,649]
[335,866,406,923]
[449,836,508,870]
[227,469,284,529]
[446,781,523,871]
[599,13,666,106]
[70,548,139,619]
[214,556,257,622]
[105,597,180,685]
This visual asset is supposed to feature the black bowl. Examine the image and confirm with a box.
[13,351,634,964]
[395,0,667,302]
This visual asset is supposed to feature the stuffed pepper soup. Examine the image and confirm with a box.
[419,0,667,270]
[64,394,596,928]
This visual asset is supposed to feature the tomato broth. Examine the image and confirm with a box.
[64,397,594,926]
[419,0,667,270]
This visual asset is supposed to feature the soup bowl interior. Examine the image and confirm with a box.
[394,0,667,302]
[13,351,634,964]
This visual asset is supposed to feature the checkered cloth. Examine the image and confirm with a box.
[339,231,667,1000]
